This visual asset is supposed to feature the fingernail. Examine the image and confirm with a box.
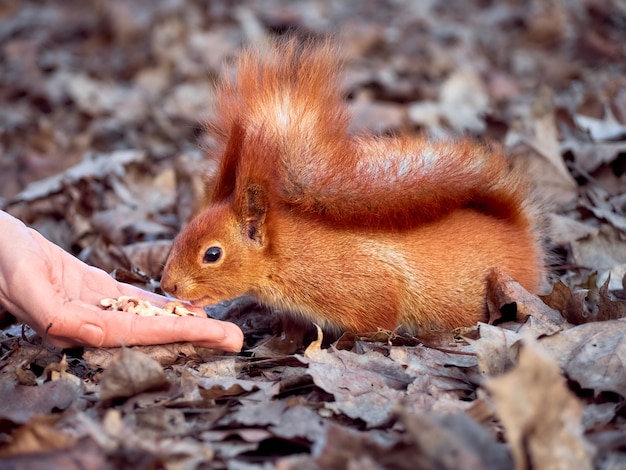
[77,323,105,347]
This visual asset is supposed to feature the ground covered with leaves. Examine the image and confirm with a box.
[1,0,626,468]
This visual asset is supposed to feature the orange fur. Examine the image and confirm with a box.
[161,38,546,334]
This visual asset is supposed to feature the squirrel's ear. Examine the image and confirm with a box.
[209,121,245,204]
[239,184,268,246]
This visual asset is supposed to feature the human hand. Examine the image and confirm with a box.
[0,212,243,351]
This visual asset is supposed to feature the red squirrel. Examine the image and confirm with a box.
[160,38,546,334]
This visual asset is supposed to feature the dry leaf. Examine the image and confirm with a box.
[7,150,146,205]
[540,319,626,395]
[486,340,594,470]
[400,411,508,470]
[570,224,626,290]
[0,378,83,425]
[548,213,598,246]
[0,414,76,457]
[297,329,410,427]
[540,280,592,325]
[486,268,566,336]
[466,324,521,376]
[99,348,169,402]
[439,65,490,133]
[574,113,626,142]
[563,141,626,173]
[191,372,278,401]
[506,87,578,207]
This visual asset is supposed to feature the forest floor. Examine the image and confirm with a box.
[1,0,626,468]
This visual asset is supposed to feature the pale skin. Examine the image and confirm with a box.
[0,211,243,352]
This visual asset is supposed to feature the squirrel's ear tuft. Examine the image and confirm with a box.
[237,184,268,246]
[208,121,245,204]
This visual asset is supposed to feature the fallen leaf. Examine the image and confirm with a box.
[540,319,626,395]
[563,141,626,173]
[0,437,108,469]
[299,327,412,427]
[486,268,566,337]
[0,378,83,425]
[596,276,626,320]
[486,340,594,470]
[312,424,395,470]
[98,348,169,402]
[41,355,82,386]
[401,411,510,470]
[7,150,146,205]
[570,224,626,288]
[0,414,76,457]
[84,342,201,369]
[540,280,591,325]
[506,87,578,206]
[192,373,278,401]
[439,65,490,133]
[548,213,598,246]
[466,324,521,376]
[581,403,620,432]
[574,112,626,142]
[389,344,477,410]
[269,405,328,444]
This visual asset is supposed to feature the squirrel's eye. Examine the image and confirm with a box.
[203,246,222,264]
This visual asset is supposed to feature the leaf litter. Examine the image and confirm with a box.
[1,0,626,468]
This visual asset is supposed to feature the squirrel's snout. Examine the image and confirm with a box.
[160,271,176,295]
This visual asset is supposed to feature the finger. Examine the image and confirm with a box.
[61,305,244,351]
[103,313,244,351]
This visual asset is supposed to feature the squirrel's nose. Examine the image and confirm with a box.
[160,272,176,294]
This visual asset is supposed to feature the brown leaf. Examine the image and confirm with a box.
[7,150,146,205]
[540,280,591,325]
[390,345,477,411]
[313,424,399,470]
[564,141,626,174]
[0,414,76,457]
[90,208,175,246]
[439,65,490,133]
[98,348,169,402]
[401,411,510,470]
[570,225,626,283]
[574,113,626,142]
[120,240,172,280]
[466,324,521,376]
[486,340,594,470]
[84,342,201,369]
[540,319,626,395]
[0,437,108,469]
[310,411,510,470]
[597,276,626,321]
[583,187,626,235]
[41,355,82,385]
[581,403,620,432]
[486,268,566,336]
[0,378,83,425]
[548,213,598,246]
[269,405,328,444]
[300,328,412,427]
[507,87,578,207]
[224,400,288,427]
[191,372,279,401]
